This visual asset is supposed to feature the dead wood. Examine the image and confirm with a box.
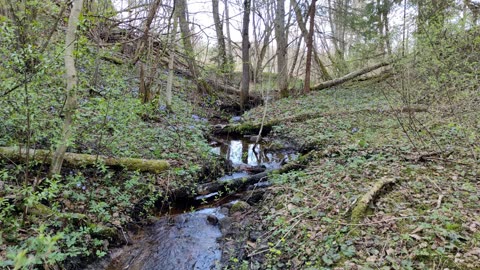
[350,177,398,223]
[213,105,428,136]
[312,61,390,91]
[0,147,170,173]
[196,162,305,196]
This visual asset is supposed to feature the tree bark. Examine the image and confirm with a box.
[196,162,305,196]
[253,1,274,81]
[275,0,289,97]
[176,0,211,94]
[165,12,178,112]
[304,0,316,93]
[212,0,228,74]
[328,0,348,74]
[133,0,162,64]
[311,61,390,91]
[50,0,84,176]
[3,147,170,174]
[289,36,302,79]
[223,0,234,66]
[291,0,332,81]
[241,0,251,110]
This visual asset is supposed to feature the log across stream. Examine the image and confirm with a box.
[85,135,298,270]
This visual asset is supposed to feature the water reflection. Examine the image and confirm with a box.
[212,138,296,169]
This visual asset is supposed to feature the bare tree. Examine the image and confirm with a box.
[291,0,331,81]
[165,8,179,112]
[252,0,274,82]
[241,0,251,110]
[223,0,234,63]
[304,0,316,93]
[50,0,84,175]
[212,0,228,74]
[133,0,162,64]
[176,0,210,93]
[328,0,349,73]
[275,0,289,97]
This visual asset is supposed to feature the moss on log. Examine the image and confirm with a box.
[214,106,427,136]
[312,61,390,91]
[351,177,398,223]
[196,158,306,195]
[0,147,170,173]
[28,203,87,221]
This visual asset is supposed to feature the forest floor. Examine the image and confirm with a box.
[221,80,480,269]
[1,67,479,270]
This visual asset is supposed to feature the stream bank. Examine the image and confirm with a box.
[84,129,301,270]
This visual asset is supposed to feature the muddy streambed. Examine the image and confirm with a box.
[85,136,297,270]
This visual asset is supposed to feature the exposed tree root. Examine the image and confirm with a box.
[0,147,170,173]
[350,177,399,223]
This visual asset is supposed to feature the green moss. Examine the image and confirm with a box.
[230,201,250,213]
[445,222,461,232]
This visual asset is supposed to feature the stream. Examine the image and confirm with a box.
[85,135,297,270]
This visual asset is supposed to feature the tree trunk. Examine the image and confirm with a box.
[165,13,178,112]
[132,0,162,64]
[383,0,392,55]
[241,0,251,110]
[289,36,302,79]
[328,0,348,74]
[311,61,390,91]
[275,0,289,97]
[304,0,316,94]
[176,0,210,94]
[50,0,84,176]
[254,11,273,81]
[3,147,170,174]
[212,0,228,74]
[223,0,234,66]
[290,0,332,81]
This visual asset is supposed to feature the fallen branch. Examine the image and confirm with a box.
[196,162,305,196]
[0,147,170,173]
[100,54,125,65]
[312,61,390,91]
[350,177,398,223]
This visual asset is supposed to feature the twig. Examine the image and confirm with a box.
[436,195,444,209]
[338,215,420,226]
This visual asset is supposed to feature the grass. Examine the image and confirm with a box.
[240,79,480,269]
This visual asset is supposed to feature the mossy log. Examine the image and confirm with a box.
[29,203,87,220]
[214,106,427,136]
[312,61,390,91]
[0,147,170,173]
[212,122,274,136]
[350,177,398,223]
[196,161,305,196]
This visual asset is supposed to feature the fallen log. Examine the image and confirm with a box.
[350,177,398,223]
[312,61,390,91]
[213,105,428,136]
[196,161,305,196]
[0,147,170,173]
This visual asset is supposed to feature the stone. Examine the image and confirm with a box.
[207,215,218,225]
[230,201,250,213]
[249,231,262,242]
[219,217,233,234]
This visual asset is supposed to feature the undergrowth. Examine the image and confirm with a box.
[241,78,479,269]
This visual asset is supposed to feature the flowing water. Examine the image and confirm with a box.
[86,136,296,270]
